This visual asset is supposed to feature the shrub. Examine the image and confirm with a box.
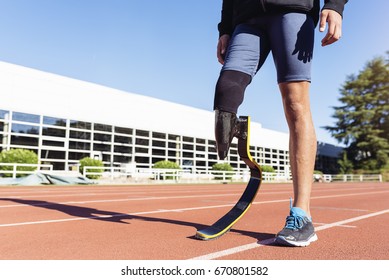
[212,162,234,180]
[79,157,104,179]
[0,149,38,177]
[153,160,180,169]
[153,160,181,180]
[261,165,275,173]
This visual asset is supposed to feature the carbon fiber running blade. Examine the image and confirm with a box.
[195,116,262,241]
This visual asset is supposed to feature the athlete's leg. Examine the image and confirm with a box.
[279,81,317,217]
[269,12,316,216]
[213,22,270,159]
[269,12,317,246]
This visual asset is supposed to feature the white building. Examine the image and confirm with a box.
[0,61,290,173]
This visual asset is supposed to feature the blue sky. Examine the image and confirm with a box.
[0,0,388,146]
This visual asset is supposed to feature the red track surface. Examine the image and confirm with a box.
[0,182,388,260]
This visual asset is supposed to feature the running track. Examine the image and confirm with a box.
[0,182,388,260]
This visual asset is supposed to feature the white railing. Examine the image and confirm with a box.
[321,174,383,183]
[83,166,195,182]
[82,166,384,184]
[1,164,383,184]
[0,163,53,178]
[82,166,291,183]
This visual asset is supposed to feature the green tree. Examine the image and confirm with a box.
[79,157,104,179]
[325,54,389,171]
[337,151,354,174]
[0,149,38,177]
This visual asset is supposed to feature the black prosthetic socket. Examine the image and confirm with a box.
[215,109,238,160]
[213,70,251,114]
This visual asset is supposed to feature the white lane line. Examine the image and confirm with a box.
[189,238,277,261]
[1,190,389,227]
[189,209,389,260]
[311,206,370,212]
[315,209,389,231]
[313,222,356,229]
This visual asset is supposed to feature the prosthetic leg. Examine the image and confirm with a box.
[195,115,262,240]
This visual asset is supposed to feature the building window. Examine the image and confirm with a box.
[168,150,177,157]
[152,140,165,148]
[114,145,132,154]
[94,123,112,132]
[183,144,193,151]
[0,110,10,119]
[136,138,149,146]
[69,141,91,150]
[10,135,39,146]
[70,120,91,130]
[115,126,133,135]
[102,154,111,162]
[70,130,91,140]
[69,152,90,160]
[135,156,149,165]
[41,150,66,159]
[43,116,66,127]
[196,145,205,152]
[183,136,194,143]
[136,129,149,137]
[152,148,165,156]
[168,134,179,141]
[12,112,40,123]
[135,147,148,154]
[93,143,111,152]
[168,142,178,149]
[42,127,66,138]
[11,123,39,135]
[114,135,132,144]
[94,133,112,142]
[42,140,65,147]
[152,132,166,139]
[114,155,131,163]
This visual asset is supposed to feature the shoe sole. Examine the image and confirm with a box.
[275,233,318,247]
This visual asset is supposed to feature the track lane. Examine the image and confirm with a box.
[0,182,388,259]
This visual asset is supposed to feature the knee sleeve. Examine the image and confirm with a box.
[213,70,252,114]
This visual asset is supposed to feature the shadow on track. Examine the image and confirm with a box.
[1,198,275,243]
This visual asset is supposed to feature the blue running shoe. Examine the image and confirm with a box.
[276,206,318,247]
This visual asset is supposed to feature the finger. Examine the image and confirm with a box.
[319,11,328,32]
[319,14,327,32]
[321,31,333,46]
[322,24,342,46]
[217,40,225,64]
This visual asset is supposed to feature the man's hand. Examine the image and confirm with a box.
[319,9,343,47]
[217,34,230,64]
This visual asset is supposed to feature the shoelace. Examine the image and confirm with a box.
[284,214,305,230]
[284,198,305,229]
